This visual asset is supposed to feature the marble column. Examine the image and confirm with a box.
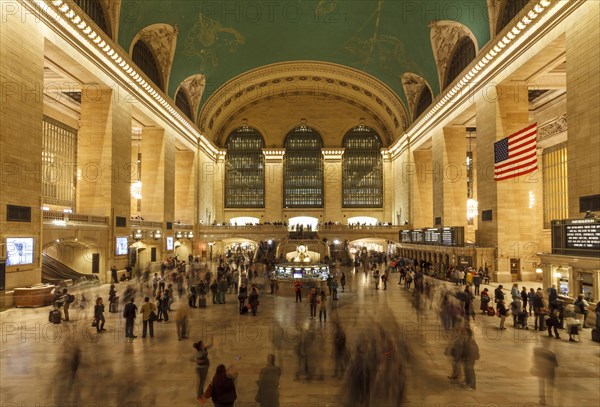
[322,148,344,223]
[263,149,285,223]
[411,150,433,229]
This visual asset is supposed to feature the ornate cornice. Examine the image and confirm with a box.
[199,61,409,144]
[429,20,479,89]
[539,114,567,141]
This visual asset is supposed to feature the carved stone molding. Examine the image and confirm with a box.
[400,73,431,121]
[539,114,567,141]
[132,24,179,92]
[178,74,206,119]
[487,0,503,37]
[102,0,122,41]
[199,61,409,145]
[429,20,478,90]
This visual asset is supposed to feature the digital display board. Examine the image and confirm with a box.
[166,236,174,251]
[6,237,34,266]
[399,227,465,247]
[552,219,600,257]
[116,237,128,256]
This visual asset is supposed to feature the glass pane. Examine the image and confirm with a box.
[225,127,265,208]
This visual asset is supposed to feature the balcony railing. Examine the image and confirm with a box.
[43,211,108,226]
[174,223,194,230]
[130,219,164,229]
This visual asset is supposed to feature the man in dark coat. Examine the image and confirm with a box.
[123,297,137,338]
[255,354,281,407]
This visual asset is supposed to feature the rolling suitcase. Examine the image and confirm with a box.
[198,297,207,308]
[49,309,61,324]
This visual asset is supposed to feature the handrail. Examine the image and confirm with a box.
[130,220,164,228]
[43,211,108,225]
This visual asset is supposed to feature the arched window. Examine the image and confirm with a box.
[497,0,530,35]
[342,125,383,208]
[225,127,265,208]
[74,0,108,36]
[284,126,324,208]
[175,89,193,120]
[444,37,476,89]
[414,86,433,120]
[132,40,163,90]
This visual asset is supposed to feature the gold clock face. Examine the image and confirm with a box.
[297,245,307,254]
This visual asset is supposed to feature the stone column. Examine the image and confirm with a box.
[139,128,166,222]
[263,149,285,222]
[0,9,44,288]
[382,151,393,223]
[393,148,411,226]
[175,150,196,224]
[432,126,468,227]
[566,2,600,217]
[322,148,344,223]
[212,151,226,223]
[78,87,132,281]
[411,150,433,229]
[476,84,538,282]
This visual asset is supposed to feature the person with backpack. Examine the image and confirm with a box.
[494,285,505,310]
[140,296,157,339]
[194,336,214,399]
[480,288,491,315]
[574,294,590,328]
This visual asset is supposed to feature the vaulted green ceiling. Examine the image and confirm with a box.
[118,0,491,109]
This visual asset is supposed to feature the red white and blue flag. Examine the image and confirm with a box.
[494,123,538,181]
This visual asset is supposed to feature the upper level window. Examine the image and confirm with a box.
[444,37,476,89]
[225,127,265,208]
[284,126,324,208]
[342,125,383,208]
[175,89,193,120]
[414,86,433,120]
[132,40,163,91]
[74,0,109,36]
[497,0,530,35]
[42,116,77,208]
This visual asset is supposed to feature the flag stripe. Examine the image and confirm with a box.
[494,123,538,181]
[495,164,537,181]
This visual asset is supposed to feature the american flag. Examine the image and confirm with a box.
[494,123,538,181]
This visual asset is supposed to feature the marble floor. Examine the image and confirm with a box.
[1,267,599,407]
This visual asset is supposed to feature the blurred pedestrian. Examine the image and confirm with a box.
[255,354,281,407]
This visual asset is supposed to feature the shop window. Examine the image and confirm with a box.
[342,125,383,208]
[284,126,324,208]
[225,127,265,208]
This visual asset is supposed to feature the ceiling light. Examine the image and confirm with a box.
[59,4,69,12]
[83,26,91,34]
[528,10,538,19]
[517,22,526,30]
[78,21,86,29]
[507,32,515,40]
[540,0,551,7]
[65,10,75,19]
[512,27,520,35]
[72,16,81,24]
[534,4,544,13]
[52,0,63,6]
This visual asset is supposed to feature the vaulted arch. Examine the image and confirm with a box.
[400,73,434,123]
[129,24,179,92]
[443,36,477,89]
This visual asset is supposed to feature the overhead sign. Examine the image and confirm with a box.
[399,227,465,247]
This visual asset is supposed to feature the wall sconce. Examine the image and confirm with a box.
[186,232,194,239]
[133,230,143,240]
[535,266,543,274]
[175,231,183,239]
[152,230,162,239]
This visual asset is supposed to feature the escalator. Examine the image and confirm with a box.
[42,253,99,285]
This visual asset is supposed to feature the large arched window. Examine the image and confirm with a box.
[284,126,324,208]
[444,37,476,89]
[497,0,530,35]
[132,40,163,90]
[225,127,265,208]
[175,89,193,120]
[414,86,433,120]
[75,0,109,36]
[342,125,383,208]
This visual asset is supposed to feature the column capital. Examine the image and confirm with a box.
[262,148,285,162]
[322,148,345,161]
[216,149,227,163]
